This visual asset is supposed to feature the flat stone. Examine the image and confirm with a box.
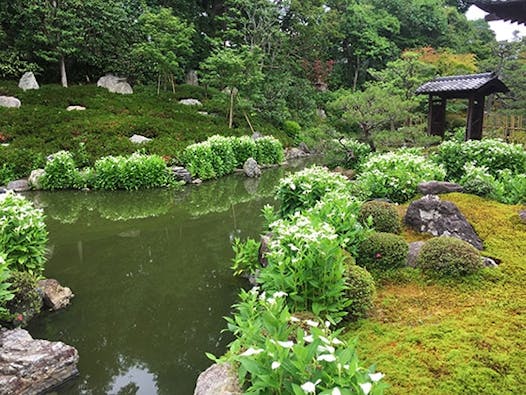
[37,279,74,311]
[172,166,192,184]
[0,328,79,395]
[407,241,425,268]
[18,72,39,91]
[405,195,483,250]
[66,105,86,111]
[332,166,356,180]
[252,132,263,140]
[179,98,202,106]
[417,181,463,195]
[129,134,151,144]
[6,179,30,192]
[0,96,21,108]
[194,363,241,395]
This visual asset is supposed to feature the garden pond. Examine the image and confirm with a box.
[24,159,315,394]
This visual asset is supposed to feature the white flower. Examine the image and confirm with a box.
[267,297,276,305]
[290,316,301,323]
[317,354,336,362]
[369,372,384,382]
[319,336,331,345]
[304,335,314,343]
[317,344,335,354]
[331,338,344,345]
[359,382,372,395]
[324,321,331,328]
[305,319,319,327]
[277,340,294,348]
[332,388,342,395]
[301,379,321,393]
[273,291,288,298]
[271,361,281,370]
[240,347,264,357]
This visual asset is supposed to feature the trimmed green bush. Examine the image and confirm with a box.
[356,232,408,271]
[230,135,257,167]
[208,135,237,177]
[417,236,483,277]
[0,193,48,275]
[358,200,402,234]
[283,120,301,140]
[41,151,81,190]
[345,260,376,321]
[255,136,285,165]
[4,271,42,327]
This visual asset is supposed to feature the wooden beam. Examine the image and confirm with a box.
[466,95,485,140]
[427,95,446,138]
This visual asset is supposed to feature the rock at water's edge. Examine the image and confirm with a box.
[29,169,46,190]
[243,158,261,178]
[6,179,30,192]
[0,328,79,395]
[37,279,74,311]
[172,166,192,184]
[194,363,241,395]
[285,147,308,160]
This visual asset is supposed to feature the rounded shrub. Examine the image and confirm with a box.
[358,200,401,234]
[356,232,408,271]
[416,236,483,277]
[345,261,375,321]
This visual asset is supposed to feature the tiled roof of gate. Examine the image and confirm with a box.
[416,72,502,94]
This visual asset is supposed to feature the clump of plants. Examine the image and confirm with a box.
[345,259,376,321]
[275,166,351,216]
[0,192,48,275]
[230,135,257,167]
[325,138,372,170]
[231,238,260,277]
[4,271,42,326]
[356,151,446,203]
[41,151,81,190]
[0,255,15,322]
[356,232,408,271]
[416,236,483,277]
[255,136,285,165]
[358,200,401,234]
[434,138,526,180]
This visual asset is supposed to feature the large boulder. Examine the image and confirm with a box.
[417,181,463,195]
[194,363,241,395]
[243,158,261,178]
[405,195,483,250]
[172,166,192,184]
[37,279,74,311]
[6,179,30,192]
[0,96,21,108]
[97,74,133,94]
[28,169,45,190]
[0,328,79,395]
[18,72,39,91]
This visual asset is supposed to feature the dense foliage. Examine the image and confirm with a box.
[358,201,402,234]
[344,261,376,321]
[356,232,408,271]
[41,151,80,190]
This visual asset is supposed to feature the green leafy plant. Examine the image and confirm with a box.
[0,193,48,275]
[217,288,386,395]
[0,255,15,322]
[358,200,402,234]
[230,136,257,167]
[416,236,483,277]
[283,120,301,141]
[325,138,372,170]
[208,135,237,177]
[356,232,408,271]
[255,136,285,165]
[493,170,526,205]
[41,151,81,190]
[459,163,497,197]
[0,164,15,186]
[356,151,446,203]
[275,166,351,216]
[4,271,42,327]
[231,238,261,277]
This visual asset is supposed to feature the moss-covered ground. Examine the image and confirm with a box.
[348,193,526,394]
[0,81,289,180]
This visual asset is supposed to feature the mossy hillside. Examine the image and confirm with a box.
[348,193,526,394]
[0,81,289,179]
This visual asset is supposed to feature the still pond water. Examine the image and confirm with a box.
[25,160,312,395]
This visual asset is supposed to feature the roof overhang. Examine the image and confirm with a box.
[471,0,526,25]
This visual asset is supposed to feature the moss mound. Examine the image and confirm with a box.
[345,261,376,321]
[417,236,483,277]
[358,200,402,234]
[356,232,408,271]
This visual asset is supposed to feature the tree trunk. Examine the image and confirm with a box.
[229,90,235,129]
[352,57,360,92]
[60,56,68,88]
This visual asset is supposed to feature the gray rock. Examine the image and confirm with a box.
[482,257,498,268]
[198,111,209,116]
[0,96,21,108]
[258,233,272,268]
[129,134,151,144]
[97,74,133,94]
[192,178,203,185]
[66,105,86,111]
[0,328,79,395]
[6,179,30,192]
[194,363,241,395]
[185,70,199,86]
[285,147,308,160]
[417,181,463,195]
[172,166,192,184]
[28,169,45,190]
[405,195,483,250]
[179,98,202,106]
[407,241,425,268]
[316,108,327,119]
[37,279,74,311]
[18,72,39,91]
[0,187,6,194]
[519,210,526,224]
[298,142,310,154]
[243,158,261,178]
[252,132,263,140]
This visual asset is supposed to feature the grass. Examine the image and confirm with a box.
[347,193,526,394]
[0,81,289,181]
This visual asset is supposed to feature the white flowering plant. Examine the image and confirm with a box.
[356,151,446,203]
[259,213,350,322]
[41,150,81,190]
[0,192,48,275]
[214,288,386,395]
[275,166,352,216]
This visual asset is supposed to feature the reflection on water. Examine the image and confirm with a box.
[25,159,316,395]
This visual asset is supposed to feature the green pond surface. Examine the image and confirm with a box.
[25,160,313,395]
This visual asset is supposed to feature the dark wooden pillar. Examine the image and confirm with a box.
[427,95,447,137]
[466,95,485,140]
